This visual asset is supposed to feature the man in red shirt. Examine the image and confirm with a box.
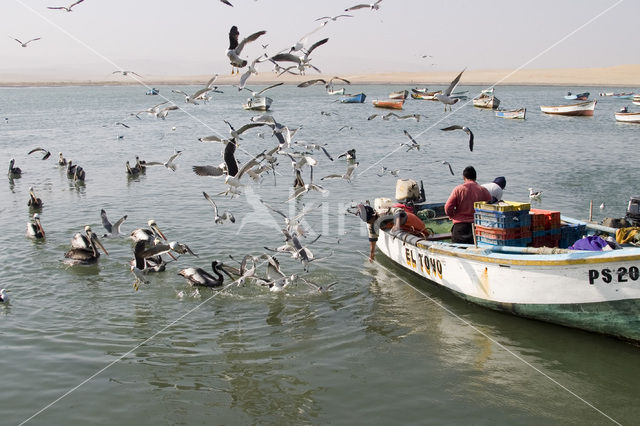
[445,166,491,244]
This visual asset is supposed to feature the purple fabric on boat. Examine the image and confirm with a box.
[569,235,609,251]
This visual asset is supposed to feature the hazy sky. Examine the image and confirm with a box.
[1,0,638,79]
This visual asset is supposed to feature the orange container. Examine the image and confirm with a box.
[530,208,561,229]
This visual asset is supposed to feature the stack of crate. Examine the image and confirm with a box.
[559,223,587,248]
[474,201,532,246]
[529,208,561,247]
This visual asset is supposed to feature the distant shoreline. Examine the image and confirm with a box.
[2,64,639,88]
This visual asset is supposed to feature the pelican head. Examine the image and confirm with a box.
[148,220,166,240]
[85,225,92,232]
[32,213,45,238]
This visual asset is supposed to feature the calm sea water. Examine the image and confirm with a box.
[1,84,640,424]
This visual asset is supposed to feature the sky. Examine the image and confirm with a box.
[1,0,638,79]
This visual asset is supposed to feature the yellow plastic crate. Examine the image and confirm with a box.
[474,200,531,212]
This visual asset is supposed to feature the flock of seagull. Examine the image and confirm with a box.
[3,0,486,303]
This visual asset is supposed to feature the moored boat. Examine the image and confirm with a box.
[615,111,640,123]
[411,89,441,101]
[473,93,501,109]
[327,87,345,95]
[495,108,526,119]
[564,91,590,100]
[388,90,408,100]
[146,88,159,95]
[339,93,366,103]
[373,201,640,344]
[242,96,273,111]
[632,95,640,106]
[372,99,404,109]
[540,100,597,116]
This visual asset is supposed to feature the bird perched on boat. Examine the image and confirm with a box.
[178,261,233,288]
[226,26,267,75]
[0,288,9,303]
[27,186,43,209]
[27,147,51,160]
[100,209,127,237]
[64,226,109,265]
[435,68,465,111]
[401,130,421,151]
[10,36,41,47]
[58,152,67,166]
[203,192,235,224]
[345,0,383,11]
[440,125,474,152]
[26,213,45,239]
[47,0,84,12]
[8,159,22,178]
[337,149,356,161]
[529,188,542,200]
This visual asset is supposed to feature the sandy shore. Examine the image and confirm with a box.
[2,64,639,87]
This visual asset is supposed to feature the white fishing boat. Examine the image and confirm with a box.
[540,100,597,116]
[632,95,640,106]
[615,111,640,123]
[372,201,640,343]
[495,108,526,119]
[327,87,345,95]
[473,93,500,109]
[242,96,273,111]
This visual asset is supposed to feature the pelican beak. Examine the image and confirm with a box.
[35,218,45,238]
[91,233,109,255]
[152,224,167,240]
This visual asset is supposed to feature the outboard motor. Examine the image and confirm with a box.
[626,195,640,226]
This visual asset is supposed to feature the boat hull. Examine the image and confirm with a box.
[242,96,273,111]
[373,99,404,109]
[411,91,441,101]
[327,88,345,95]
[615,112,640,123]
[540,100,597,116]
[473,95,500,109]
[339,93,366,103]
[388,90,408,100]
[495,108,526,119]
[376,229,640,343]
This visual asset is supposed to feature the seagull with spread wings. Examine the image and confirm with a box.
[47,0,84,12]
[270,38,329,75]
[203,192,235,224]
[10,36,41,47]
[100,209,128,237]
[440,125,474,152]
[321,162,358,183]
[226,26,267,75]
[345,0,382,11]
[27,147,51,160]
[112,70,142,78]
[401,130,421,151]
[434,68,466,111]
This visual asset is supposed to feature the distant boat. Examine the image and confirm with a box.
[495,108,526,119]
[411,90,441,101]
[633,95,640,106]
[146,88,159,95]
[473,91,501,109]
[242,96,273,111]
[388,90,408,100]
[327,87,345,95]
[564,91,590,100]
[600,92,634,99]
[540,100,597,116]
[339,93,366,103]
[372,99,404,109]
[615,110,640,123]
[412,87,429,94]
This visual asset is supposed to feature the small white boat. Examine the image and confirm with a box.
[495,108,526,119]
[374,201,640,343]
[615,111,640,123]
[540,100,597,116]
[242,96,273,111]
[632,95,640,106]
[388,90,409,100]
[327,88,345,95]
[473,93,500,109]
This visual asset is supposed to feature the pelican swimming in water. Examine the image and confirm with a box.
[178,261,233,288]
[58,152,67,166]
[130,219,167,243]
[27,186,43,209]
[64,226,108,264]
[125,160,142,176]
[0,288,9,303]
[130,240,178,290]
[8,158,21,178]
[26,213,45,239]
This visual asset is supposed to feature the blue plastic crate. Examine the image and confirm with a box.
[477,235,532,247]
[559,224,586,248]
[474,209,531,229]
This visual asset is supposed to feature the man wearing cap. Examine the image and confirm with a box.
[482,176,507,204]
[445,166,492,244]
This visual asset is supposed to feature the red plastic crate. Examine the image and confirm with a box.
[475,224,531,240]
[530,212,546,230]
[530,208,561,229]
[530,235,561,248]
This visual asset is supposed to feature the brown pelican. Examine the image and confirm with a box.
[178,261,233,288]
[27,213,45,239]
[8,159,21,178]
[125,160,141,176]
[66,160,76,177]
[27,187,43,209]
[58,152,67,166]
[130,240,177,289]
[73,165,85,182]
[64,226,108,264]
[0,289,9,303]
[130,219,167,243]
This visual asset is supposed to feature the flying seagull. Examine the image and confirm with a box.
[27,147,51,160]
[47,0,84,12]
[434,68,465,111]
[219,0,233,6]
[112,70,142,78]
[101,209,128,237]
[10,36,41,47]
[440,125,474,152]
[401,130,421,151]
[315,14,353,24]
[203,191,235,224]
[345,0,382,11]
[226,26,267,74]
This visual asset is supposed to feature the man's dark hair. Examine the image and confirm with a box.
[462,166,477,181]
